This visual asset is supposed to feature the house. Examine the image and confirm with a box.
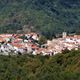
[11,43,26,54]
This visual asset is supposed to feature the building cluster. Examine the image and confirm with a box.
[0,32,79,56]
[46,34,80,55]
[0,33,40,55]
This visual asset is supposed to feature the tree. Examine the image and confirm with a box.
[38,35,47,45]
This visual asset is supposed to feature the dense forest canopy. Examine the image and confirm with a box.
[0,50,80,80]
[0,0,80,38]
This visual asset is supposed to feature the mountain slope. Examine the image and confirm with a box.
[0,0,80,38]
[0,50,80,79]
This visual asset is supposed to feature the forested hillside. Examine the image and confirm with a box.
[0,0,80,38]
[0,50,80,80]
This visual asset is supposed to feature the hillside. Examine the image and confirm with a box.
[0,50,80,80]
[0,0,80,38]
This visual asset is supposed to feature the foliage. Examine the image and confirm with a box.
[0,50,80,79]
[0,0,80,38]
[38,35,47,45]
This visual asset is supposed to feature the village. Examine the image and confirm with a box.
[0,32,79,56]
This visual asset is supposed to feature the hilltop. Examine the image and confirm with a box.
[0,0,80,38]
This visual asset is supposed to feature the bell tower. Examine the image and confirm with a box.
[62,32,67,38]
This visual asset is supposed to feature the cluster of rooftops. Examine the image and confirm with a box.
[0,32,79,56]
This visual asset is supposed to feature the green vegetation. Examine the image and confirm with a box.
[0,0,80,38]
[0,50,80,80]
[38,35,47,45]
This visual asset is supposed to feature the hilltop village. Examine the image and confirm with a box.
[0,32,79,56]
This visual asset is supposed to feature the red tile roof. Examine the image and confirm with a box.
[0,38,5,42]
[66,35,80,39]
[13,38,23,43]
[11,43,24,48]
